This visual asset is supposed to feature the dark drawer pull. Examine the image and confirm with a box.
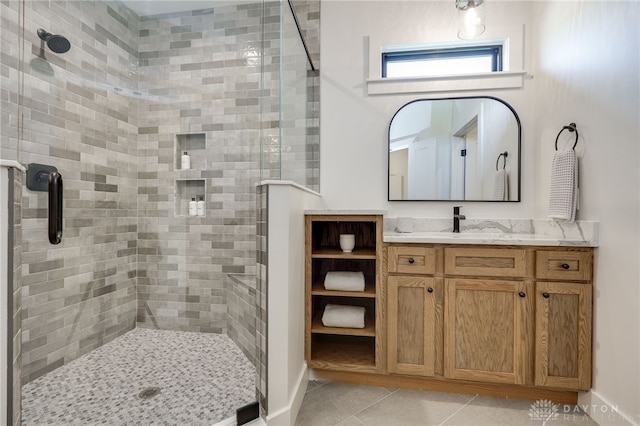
[518,292,526,298]
[427,287,433,293]
[561,263,570,269]
[408,258,415,264]
[542,292,550,298]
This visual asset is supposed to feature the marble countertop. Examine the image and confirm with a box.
[301,210,599,247]
[383,218,599,247]
[384,231,596,246]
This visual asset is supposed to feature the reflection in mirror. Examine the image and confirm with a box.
[388,97,520,201]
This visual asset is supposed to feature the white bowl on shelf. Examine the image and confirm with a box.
[339,234,355,253]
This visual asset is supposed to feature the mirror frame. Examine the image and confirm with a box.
[387,96,521,202]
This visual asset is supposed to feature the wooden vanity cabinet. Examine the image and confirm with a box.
[307,226,594,402]
[386,243,593,395]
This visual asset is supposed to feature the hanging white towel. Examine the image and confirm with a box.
[321,304,365,329]
[548,149,579,222]
[493,169,509,201]
[324,271,365,292]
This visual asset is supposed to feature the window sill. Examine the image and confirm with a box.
[366,71,529,96]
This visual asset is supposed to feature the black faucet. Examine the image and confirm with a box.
[453,206,466,233]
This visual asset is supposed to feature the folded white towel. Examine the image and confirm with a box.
[493,169,509,201]
[324,271,365,292]
[548,149,579,222]
[321,304,365,329]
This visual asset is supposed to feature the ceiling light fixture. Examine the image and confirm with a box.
[455,0,486,40]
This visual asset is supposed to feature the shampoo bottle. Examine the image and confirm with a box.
[181,151,191,170]
[196,196,205,217]
[188,197,197,216]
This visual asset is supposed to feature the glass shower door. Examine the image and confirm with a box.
[15,1,259,424]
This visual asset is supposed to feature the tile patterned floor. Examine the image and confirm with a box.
[22,328,256,425]
[295,381,601,426]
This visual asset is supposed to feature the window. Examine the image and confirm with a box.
[382,45,502,78]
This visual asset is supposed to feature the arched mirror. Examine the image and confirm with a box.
[388,96,521,201]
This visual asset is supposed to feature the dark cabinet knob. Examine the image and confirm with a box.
[561,263,570,270]
[427,287,434,293]
[542,292,550,298]
[518,292,526,298]
[408,258,415,264]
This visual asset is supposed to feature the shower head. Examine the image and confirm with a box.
[37,29,71,54]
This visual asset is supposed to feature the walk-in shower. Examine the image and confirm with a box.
[1,0,319,424]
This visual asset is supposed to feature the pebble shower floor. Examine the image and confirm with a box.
[21,328,256,425]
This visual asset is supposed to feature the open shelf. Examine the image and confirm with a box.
[309,335,376,372]
[311,311,376,337]
[312,280,376,298]
[305,214,382,373]
[174,179,205,217]
[311,248,377,259]
[175,133,206,171]
[311,220,377,254]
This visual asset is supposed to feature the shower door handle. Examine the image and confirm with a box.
[48,171,63,244]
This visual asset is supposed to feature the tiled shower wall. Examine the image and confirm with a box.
[134,0,319,332]
[256,184,268,415]
[18,1,139,384]
[135,3,265,332]
[0,0,20,162]
[226,273,257,367]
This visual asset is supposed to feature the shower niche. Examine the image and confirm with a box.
[175,132,207,171]
[175,179,206,217]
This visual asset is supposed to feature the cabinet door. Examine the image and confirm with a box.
[388,276,441,376]
[535,282,592,390]
[445,279,533,385]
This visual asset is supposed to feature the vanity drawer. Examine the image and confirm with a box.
[536,250,593,281]
[388,246,436,275]
[444,247,528,277]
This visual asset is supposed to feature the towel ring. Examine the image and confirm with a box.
[496,151,508,171]
[555,123,578,151]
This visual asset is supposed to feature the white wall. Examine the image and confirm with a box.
[320,0,534,217]
[321,0,640,424]
[531,2,640,424]
[266,182,324,425]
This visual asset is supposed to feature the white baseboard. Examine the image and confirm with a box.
[579,391,637,426]
[266,365,309,426]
